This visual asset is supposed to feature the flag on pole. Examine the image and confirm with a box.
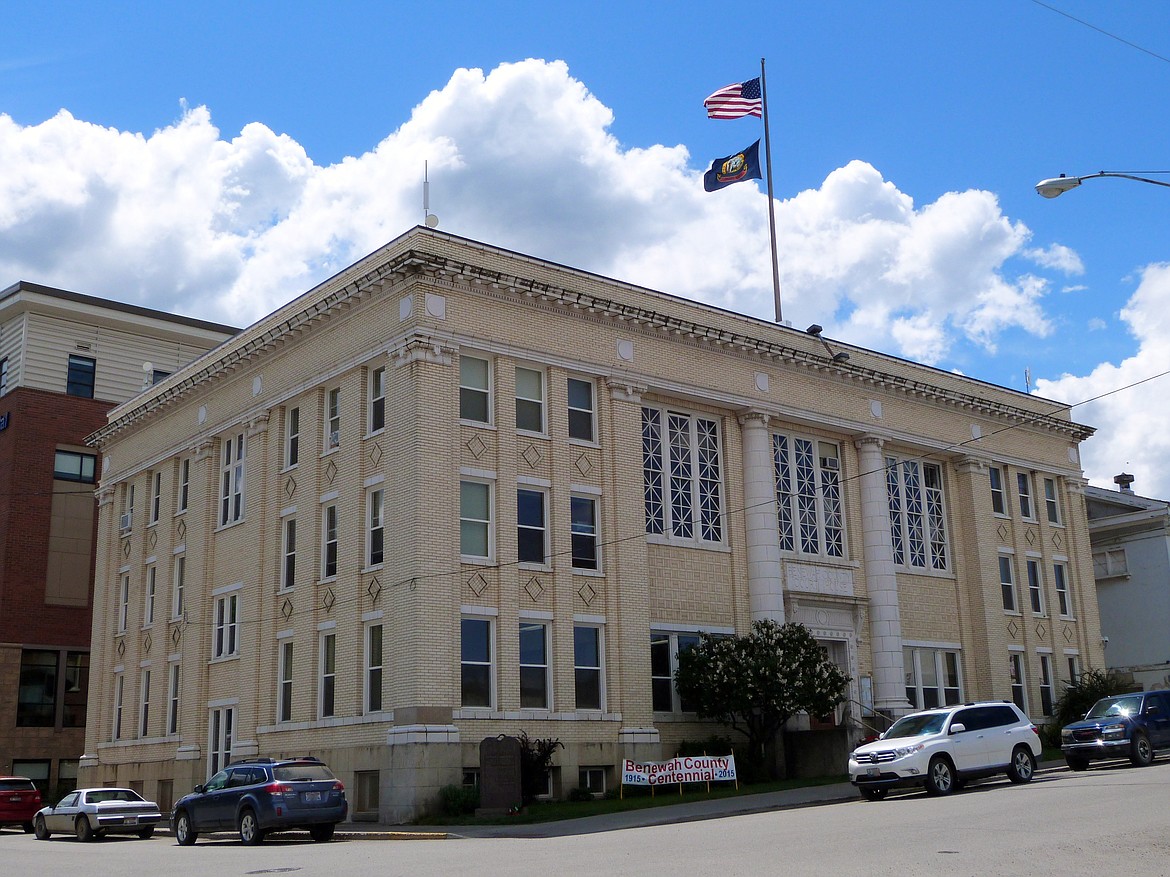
[704,78,762,119]
[703,140,762,192]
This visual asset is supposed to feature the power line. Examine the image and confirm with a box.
[1029,0,1170,65]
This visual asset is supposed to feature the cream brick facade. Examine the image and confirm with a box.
[81,227,1105,822]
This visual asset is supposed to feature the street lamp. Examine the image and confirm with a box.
[1035,170,1170,198]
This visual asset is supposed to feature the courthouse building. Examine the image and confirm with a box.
[80,227,1104,821]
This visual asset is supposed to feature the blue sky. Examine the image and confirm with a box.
[3,0,1170,494]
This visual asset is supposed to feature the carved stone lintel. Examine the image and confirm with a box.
[606,378,647,404]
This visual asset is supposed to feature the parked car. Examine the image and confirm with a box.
[171,756,347,845]
[33,787,163,841]
[849,701,1042,800]
[1060,689,1170,771]
[0,776,41,832]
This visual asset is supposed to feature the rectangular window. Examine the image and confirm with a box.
[149,471,162,524]
[139,669,151,738]
[63,651,88,728]
[642,407,724,543]
[144,565,156,627]
[66,354,96,398]
[1009,653,1026,712]
[999,555,1018,613]
[886,457,948,571]
[1066,654,1081,685]
[0,356,7,395]
[176,458,190,513]
[320,632,336,718]
[208,706,234,776]
[172,556,185,619]
[459,355,491,423]
[16,649,58,726]
[1092,547,1128,578]
[213,593,239,658]
[1044,477,1062,525]
[366,624,383,713]
[368,490,384,567]
[1026,558,1044,615]
[903,647,962,709]
[570,495,599,570]
[460,617,493,708]
[774,435,844,558]
[113,673,124,740]
[53,450,97,483]
[219,433,246,526]
[517,488,547,565]
[325,388,340,450]
[167,663,180,735]
[321,505,338,579]
[1017,472,1035,520]
[370,366,386,433]
[278,641,293,723]
[989,466,1007,516]
[355,771,380,815]
[567,377,595,442]
[515,366,545,433]
[519,621,549,709]
[121,483,135,532]
[650,631,701,713]
[286,406,300,467]
[579,767,606,797]
[1039,654,1055,717]
[117,574,130,633]
[280,518,296,589]
[574,625,602,710]
[1054,562,1072,617]
[460,481,491,559]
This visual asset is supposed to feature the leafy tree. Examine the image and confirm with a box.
[674,620,850,779]
[517,731,563,804]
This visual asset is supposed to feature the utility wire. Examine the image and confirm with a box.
[1029,0,1170,65]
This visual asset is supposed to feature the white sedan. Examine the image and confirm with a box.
[34,788,163,841]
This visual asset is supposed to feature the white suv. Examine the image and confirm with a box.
[849,702,1042,800]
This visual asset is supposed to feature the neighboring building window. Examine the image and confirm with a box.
[63,651,89,728]
[903,647,962,710]
[989,466,1007,515]
[460,617,493,708]
[281,518,297,589]
[650,631,700,713]
[517,488,547,565]
[277,641,293,723]
[999,555,1018,613]
[53,451,97,483]
[149,471,162,524]
[16,650,58,726]
[172,555,185,619]
[1009,653,1027,712]
[1026,558,1044,615]
[567,377,595,442]
[176,458,190,513]
[208,705,234,775]
[642,407,724,543]
[286,406,300,467]
[321,505,338,579]
[320,632,336,718]
[1092,547,1128,579]
[519,621,549,709]
[66,354,96,398]
[1039,654,1055,717]
[570,495,599,570]
[515,366,545,433]
[151,369,170,385]
[368,490,384,567]
[0,356,7,395]
[1017,472,1035,520]
[460,481,491,559]
[219,432,246,526]
[1054,562,1072,617]
[370,366,386,433]
[325,388,340,450]
[1044,477,1062,525]
[886,458,948,571]
[774,434,844,557]
[213,593,239,658]
[139,668,151,737]
[144,565,156,627]
[167,663,180,735]
[117,573,130,633]
[113,674,124,740]
[574,625,602,710]
[459,355,491,423]
[366,624,383,713]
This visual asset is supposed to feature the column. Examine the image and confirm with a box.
[738,410,784,623]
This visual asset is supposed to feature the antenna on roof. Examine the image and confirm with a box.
[423,161,439,228]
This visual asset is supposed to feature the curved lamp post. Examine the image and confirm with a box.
[1035,171,1170,198]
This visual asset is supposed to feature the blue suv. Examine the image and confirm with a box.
[172,756,347,845]
[1061,689,1170,771]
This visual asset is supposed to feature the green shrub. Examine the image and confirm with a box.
[518,731,564,804]
[676,735,734,757]
[1045,669,1140,748]
[567,786,594,802]
[438,783,480,816]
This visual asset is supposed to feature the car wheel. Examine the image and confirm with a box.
[859,787,888,802]
[1130,732,1154,766]
[310,824,336,842]
[1065,755,1089,772]
[137,826,155,839]
[924,756,955,796]
[75,816,95,842]
[238,808,264,845]
[1008,745,1036,783]
[34,816,51,840]
[174,810,198,846]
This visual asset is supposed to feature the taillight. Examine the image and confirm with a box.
[1031,725,1040,735]
[332,780,345,792]
[264,782,292,797]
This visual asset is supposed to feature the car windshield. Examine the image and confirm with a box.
[1085,694,1143,720]
[0,779,34,791]
[274,764,336,782]
[85,789,144,804]
[884,713,947,738]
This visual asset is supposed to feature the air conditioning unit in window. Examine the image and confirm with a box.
[119,512,132,532]
[328,430,340,449]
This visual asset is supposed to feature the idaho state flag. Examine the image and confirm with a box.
[703,140,762,192]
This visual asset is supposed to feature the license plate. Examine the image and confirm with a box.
[867,768,880,777]
[10,796,20,802]
[303,791,321,803]
[123,816,137,825]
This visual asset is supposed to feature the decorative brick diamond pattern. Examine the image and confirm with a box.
[468,573,489,597]
[1025,529,1037,546]
[325,459,338,484]
[116,639,126,657]
[281,598,294,621]
[466,434,487,459]
[1007,619,1019,639]
[367,577,382,604]
[1063,626,1074,643]
[521,444,542,469]
[122,538,131,557]
[574,452,593,477]
[997,523,1009,542]
[322,588,336,612]
[578,582,597,605]
[148,529,157,550]
[1051,531,1063,549]
[369,443,383,466]
[177,519,187,541]
[524,576,544,602]
[1034,621,1046,639]
[171,625,182,646]
[284,475,297,499]
[143,633,152,654]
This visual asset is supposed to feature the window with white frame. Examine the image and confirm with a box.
[1092,547,1128,579]
[370,366,386,433]
[281,518,296,589]
[1026,558,1044,615]
[579,767,606,797]
[139,668,151,737]
[365,624,383,713]
[519,621,549,709]
[172,555,185,620]
[515,366,545,433]
[885,457,948,571]
[1008,653,1027,712]
[1017,472,1035,520]
[1065,653,1081,686]
[773,434,844,557]
[567,377,595,442]
[321,505,338,579]
[1043,477,1062,525]
[460,617,493,708]
[208,705,234,776]
[459,355,490,423]
[144,565,156,627]
[286,406,300,467]
[989,465,1007,516]
[1039,654,1055,717]
[570,495,599,571]
[650,631,701,713]
[574,625,602,710]
[212,593,239,658]
[903,647,962,710]
[325,388,340,451]
[1053,562,1072,617]
[642,407,724,543]
[277,640,293,723]
[149,471,161,525]
[368,490,384,567]
[117,573,130,633]
[112,673,124,740]
[167,663,180,736]
[517,488,547,565]
[460,481,491,559]
[121,483,135,532]
[219,432,245,526]
[319,632,336,718]
[999,555,1018,613]
[176,459,190,514]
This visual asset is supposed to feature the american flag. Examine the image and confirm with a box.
[704,78,762,119]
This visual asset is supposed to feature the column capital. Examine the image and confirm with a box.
[736,408,771,429]
[955,456,988,476]
[854,432,887,452]
[605,378,647,404]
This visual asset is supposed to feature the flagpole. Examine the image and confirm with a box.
[759,57,782,323]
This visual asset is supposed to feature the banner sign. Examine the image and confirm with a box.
[622,755,736,786]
